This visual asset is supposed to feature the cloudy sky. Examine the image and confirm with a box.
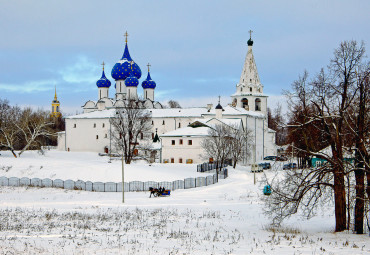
[1,0,369,114]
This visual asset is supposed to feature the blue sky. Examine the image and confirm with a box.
[0,0,369,114]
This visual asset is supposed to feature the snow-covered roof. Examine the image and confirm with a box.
[160,126,210,137]
[202,105,265,118]
[66,109,115,119]
[149,108,208,118]
[66,105,265,120]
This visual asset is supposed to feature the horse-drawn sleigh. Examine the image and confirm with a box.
[149,187,171,197]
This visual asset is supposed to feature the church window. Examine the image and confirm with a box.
[102,123,105,128]
[73,124,76,128]
[152,133,154,139]
[180,139,183,145]
[171,158,174,163]
[105,134,107,138]
[151,120,154,125]
[56,106,59,112]
[162,120,165,125]
[93,123,96,128]
[241,87,243,92]
[250,87,252,92]
[241,98,249,109]
[178,122,181,128]
[255,98,261,111]
[171,140,175,145]
[250,79,252,82]
[179,158,183,163]
[188,140,192,145]
[96,135,99,139]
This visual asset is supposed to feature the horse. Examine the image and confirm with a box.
[149,187,161,198]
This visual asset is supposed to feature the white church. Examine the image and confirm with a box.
[57,32,276,164]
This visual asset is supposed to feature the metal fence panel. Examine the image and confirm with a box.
[85,181,93,191]
[196,177,206,187]
[0,176,9,186]
[64,180,75,190]
[184,178,195,189]
[92,182,104,192]
[20,177,30,186]
[144,181,158,191]
[172,180,184,190]
[117,182,129,192]
[213,174,217,184]
[105,182,116,192]
[129,181,144,192]
[31,178,42,187]
[206,175,214,186]
[53,179,64,188]
[41,178,53,187]
[8,177,19,187]
[75,180,86,190]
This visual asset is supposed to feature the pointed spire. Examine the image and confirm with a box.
[54,85,57,100]
[121,31,132,61]
[239,31,260,86]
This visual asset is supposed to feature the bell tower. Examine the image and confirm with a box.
[51,86,61,118]
[231,30,267,115]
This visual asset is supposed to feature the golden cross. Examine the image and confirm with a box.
[101,61,105,71]
[248,30,253,39]
[124,31,129,43]
[147,63,151,72]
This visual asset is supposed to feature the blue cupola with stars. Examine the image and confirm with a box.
[111,32,142,81]
[96,63,111,88]
[142,63,156,89]
[125,69,139,87]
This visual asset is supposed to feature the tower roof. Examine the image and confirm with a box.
[96,62,112,88]
[142,63,156,89]
[238,31,261,87]
[111,32,142,81]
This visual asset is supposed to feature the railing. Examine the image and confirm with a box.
[0,173,226,192]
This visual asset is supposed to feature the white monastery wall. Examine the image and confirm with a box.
[161,136,204,164]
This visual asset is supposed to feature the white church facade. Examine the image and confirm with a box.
[57,33,276,164]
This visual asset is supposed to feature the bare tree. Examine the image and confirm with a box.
[17,108,55,157]
[167,100,181,108]
[267,40,368,232]
[110,100,152,164]
[228,124,252,168]
[201,124,232,177]
[0,99,20,157]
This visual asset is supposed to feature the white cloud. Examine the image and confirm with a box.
[0,79,58,93]
[58,56,100,84]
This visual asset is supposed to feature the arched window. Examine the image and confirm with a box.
[255,98,261,111]
[241,98,249,110]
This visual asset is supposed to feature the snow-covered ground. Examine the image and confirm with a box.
[0,151,369,254]
[0,150,210,182]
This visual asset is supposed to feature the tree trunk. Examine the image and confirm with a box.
[333,167,347,232]
[354,166,364,234]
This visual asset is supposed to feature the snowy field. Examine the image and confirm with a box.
[0,151,369,254]
[0,151,209,182]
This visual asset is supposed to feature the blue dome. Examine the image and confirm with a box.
[111,43,142,80]
[96,70,111,88]
[142,72,156,89]
[125,70,139,87]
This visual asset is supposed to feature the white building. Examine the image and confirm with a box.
[58,33,276,164]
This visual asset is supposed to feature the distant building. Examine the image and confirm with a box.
[58,32,277,164]
[51,86,61,118]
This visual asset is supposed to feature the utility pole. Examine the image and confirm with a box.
[122,153,125,203]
